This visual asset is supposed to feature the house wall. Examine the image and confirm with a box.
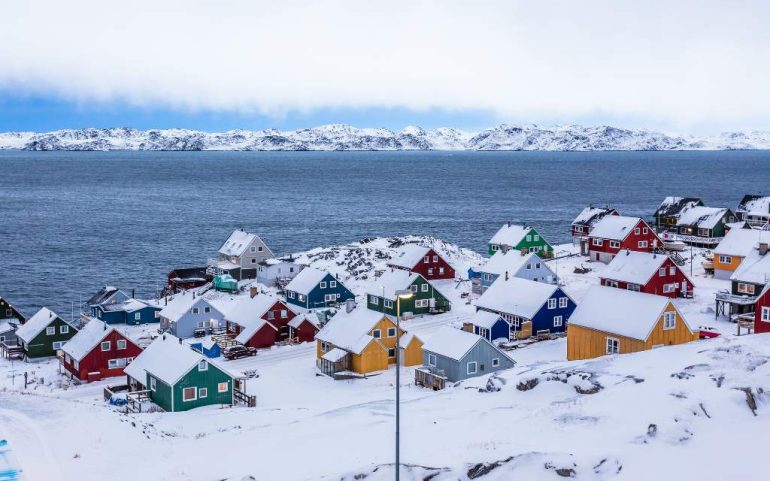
[473,318,510,342]
[64,330,143,381]
[731,280,765,296]
[23,317,77,358]
[171,362,234,412]
[351,340,389,374]
[513,228,554,258]
[236,237,274,270]
[290,320,318,343]
[146,374,174,412]
[0,297,26,324]
[401,337,423,366]
[367,277,450,316]
[424,339,514,383]
[713,254,744,279]
[166,299,227,339]
[256,262,303,285]
[567,304,698,360]
[287,274,354,310]
[406,249,456,280]
[243,324,279,349]
[588,219,659,263]
[755,290,770,334]
[601,257,691,298]
[529,288,575,334]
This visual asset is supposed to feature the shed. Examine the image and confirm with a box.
[421,327,515,383]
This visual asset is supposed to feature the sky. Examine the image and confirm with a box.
[1,0,769,134]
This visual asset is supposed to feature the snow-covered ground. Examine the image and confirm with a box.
[1,239,768,481]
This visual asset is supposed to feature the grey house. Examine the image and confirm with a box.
[213,229,275,280]
[420,327,515,383]
[476,250,558,294]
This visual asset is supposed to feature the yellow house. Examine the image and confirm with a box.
[713,228,765,279]
[567,286,699,361]
[315,308,422,376]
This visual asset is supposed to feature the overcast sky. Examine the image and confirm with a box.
[1,0,768,133]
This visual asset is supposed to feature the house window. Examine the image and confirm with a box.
[52,341,65,350]
[659,268,666,277]
[324,293,337,302]
[251,259,257,264]
[439,267,445,274]
[383,299,394,309]
[663,283,676,293]
[280,309,287,318]
[59,325,69,334]
[101,341,111,351]
[388,348,396,358]
[428,353,436,366]
[609,240,620,248]
[46,326,55,336]
[204,307,211,314]
[150,377,156,391]
[199,387,208,399]
[410,285,418,293]
[288,291,295,299]
[198,360,208,371]
[492,358,500,367]
[433,256,438,262]
[535,263,541,269]
[218,382,228,393]
[547,299,557,309]
[606,337,620,354]
[533,234,539,241]
[526,264,531,270]
[319,281,327,289]
[559,297,568,308]
[250,246,256,253]
[298,294,306,302]
[108,358,126,369]
[423,256,429,263]
[719,255,732,264]
[427,268,434,275]
[761,307,770,322]
[330,281,337,288]
[643,227,649,234]
[627,284,641,292]
[737,283,755,295]
[592,238,603,246]
[526,235,532,241]
[467,361,478,375]
[638,241,648,248]
[421,284,429,292]
[387,327,396,337]
[117,339,127,350]
[663,311,676,329]
[372,329,381,339]
[336,293,340,299]
[154,311,160,319]
[258,246,263,252]
[669,266,676,275]
[183,387,197,402]
[4,309,11,317]
[415,299,430,308]
[134,312,141,321]
[634,227,640,235]
[268,310,275,320]
[192,307,199,314]
[553,316,563,327]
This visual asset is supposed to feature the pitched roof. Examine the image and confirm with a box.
[15,307,70,344]
[388,244,433,270]
[422,327,507,362]
[158,290,239,323]
[0,296,26,322]
[321,347,349,362]
[489,224,532,246]
[62,320,128,361]
[589,215,643,241]
[224,295,283,328]
[86,286,125,306]
[315,308,392,355]
[101,299,154,313]
[654,197,703,218]
[475,276,562,319]
[218,229,259,257]
[469,310,504,329]
[234,319,278,344]
[0,319,18,335]
[480,250,542,276]
[738,195,770,215]
[366,269,419,299]
[714,228,768,257]
[568,286,693,341]
[284,267,331,295]
[288,313,318,329]
[675,206,730,229]
[602,251,687,285]
[572,207,617,227]
[730,249,770,285]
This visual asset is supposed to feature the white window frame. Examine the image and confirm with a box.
[663,283,676,293]
[553,315,563,327]
[606,337,620,354]
[659,268,666,277]
[761,306,770,322]
[198,360,208,371]
[218,382,229,393]
[52,341,65,350]
[330,281,337,288]
[319,281,327,289]
[467,361,478,375]
[150,377,157,391]
[250,246,257,253]
[423,256,429,264]
[592,238,603,246]
[60,325,69,334]
[369,295,380,305]
[719,255,732,264]
[547,298,557,309]
[663,311,676,329]
[421,283,429,292]
[182,387,197,402]
[410,285,418,293]
[558,297,568,308]
[634,227,640,235]
[492,358,500,367]
[101,341,111,351]
[192,307,199,314]
[669,266,676,275]
[154,311,160,319]
[46,326,55,336]
[199,387,208,399]
[117,339,127,350]
[433,255,438,262]
[638,241,648,248]
[372,329,381,339]
[383,299,394,309]
[387,327,397,338]
[280,309,287,318]
[428,353,436,366]
[324,293,337,302]
[609,240,620,249]
[204,306,211,314]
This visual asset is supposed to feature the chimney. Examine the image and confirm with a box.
[505,271,509,281]
[179,337,183,345]
[162,334,166,341]
[165,297,168,306]
[760,242,769,256]
[250,286,258,298]
[520,249,525,257]
[346,298,355,313]
[507,221,511,227]
[132,288,135,298]
[193,291,196,299]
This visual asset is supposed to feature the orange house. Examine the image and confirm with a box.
[567,286,699,361]
[713,229,766,279]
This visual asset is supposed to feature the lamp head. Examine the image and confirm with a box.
[395,289,413,299]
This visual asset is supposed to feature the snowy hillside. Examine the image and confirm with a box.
[2,124,770,151]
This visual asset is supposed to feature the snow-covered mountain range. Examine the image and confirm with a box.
[1,124,770,151]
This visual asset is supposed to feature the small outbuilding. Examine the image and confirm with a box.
[419,327,515,383]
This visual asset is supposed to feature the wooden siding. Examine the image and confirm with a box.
[171,361,233,412]
[401,337,423,366]
[351,340,389,373]
[23,317,77,358]
[713,254,743,274]
[567,304,698,361]
[63,329,143,381]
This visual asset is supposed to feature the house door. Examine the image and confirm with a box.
[595,252,600,261]
[681,281,688,293]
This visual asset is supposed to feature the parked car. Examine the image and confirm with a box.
[223,345,257,360]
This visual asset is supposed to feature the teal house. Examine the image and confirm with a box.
[488,223,553,258]
[366,269,451,316]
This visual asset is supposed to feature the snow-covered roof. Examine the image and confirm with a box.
[715,229,768,257]
[602,251,687,285]
[218,229,259,257]
[0,319,17,335]
[366,269,420,299]
[489,224,532,246]
[234,319,277,344]
[480,250,540,276]
[158,290,238,323]
[730,249,770,285]
[738,195,770,215]
[101,299,153,313]
[568,286,694,341]
[288,313,318,329]
[15,307,69,344]
[388,244,432,269]
[398,331,420,348]
[589,215,643,241]
[62,320,122,361]
[675,206,729,229]
[572,207,616,226]
[422,327,485,361]
[224,295,282,328]
[86,286,125,306]
[315,308,391,355]
[284,267,331,295]
[322,348,349,362]
[475,276,561,319]
[654,197,702,218]
[469,310,504,329]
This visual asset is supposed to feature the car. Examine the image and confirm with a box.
[223,345,257,360]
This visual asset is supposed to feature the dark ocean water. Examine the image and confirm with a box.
[1,150,769,318]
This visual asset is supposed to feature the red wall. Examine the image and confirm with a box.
[404,249,455,280]
[291,319,319,343]
[244,324,279,349]
[63,330,143,381]
[601,257,692,298]
[756,289,770,334]
[589,219,660,258]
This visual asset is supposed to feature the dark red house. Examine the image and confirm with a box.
[60,321,143,381]
[755,285,770,334]
[287,314,319,343]
[166,266,210,294]
[226,294,298,347]
[387,244,455,280]
[600,250,693,298]
[587,215,661,264]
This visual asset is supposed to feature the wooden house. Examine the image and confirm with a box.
[15,308,78,359]
[419,327,515,383]
[587,215,660,264]
[94,299,161,325]
[464,310,511,342]
[475,276,576,336]
[730,246,770,297]
[287,314,319,343]
[214,229,274,280]
[653,197,703,230]
[567,286,699,361]
[0,296,26,347]
[488,223,554,258]
[315,308,422,377]
[158,291,235,339]
[256,258,305,287]
[387,244,455,280]
[366,269,451,316]
[713,229,767,279]
[601,251,693,298]
[475,250,557,294]
[755,285,770,334]
[225,293,298,347]
[284,268,355,310]
[60,321,143,381]
[674,206,736,247]
[571,207,619,238]
[86,286,131,319]
[736,195,770,228]
[165,267,210,294]
[124,335,237,412]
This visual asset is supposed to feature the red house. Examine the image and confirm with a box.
[601,250,693,298]
[571,207,619,238]
[387,244,455,280]
[587,215,660,264]
[60,321,143,381]
[225,293,298,348]
[755,285,770,334]
[287,314,319,343]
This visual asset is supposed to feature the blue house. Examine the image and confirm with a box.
[189,339,222,358]
[474,276,576,335]
[476,251,558,293]
[86,286,131,318]
[94,299,161,325]
[465,311,511,342]
[420,327,515,383]
[284,268,354,310]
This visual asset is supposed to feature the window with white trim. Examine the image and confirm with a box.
[663,283,676,293]
[388,348,396,358]
[427,268,434,275]
[192,307,199,314]
[433,255,438,262]
[659,268,666,277]
[663,311,676,329]
[428,353,436,366]
[634,227,640,235]
[218,382,228,393]
[60,325,69,334]
[288,291,295,299]
[558,297,568,308]
[108,358,127,369]
[553,316,563,327]
[52,341,66,350]
[410,285,418,293]
[737,283,755,295]
[330,281,337,288]
[421,283,429,292]
[154,311,160,319]
[383,299,393,309]
[150,377,156,391]
[117,339,127,350]
[319,281,327,289]
[182,387,197,402]
[547,298,557,309]
[467,361,478,375]
[415,299,430,308]
[198,360,208,371]
[387,327,396,337]
[280,309,287,318]
[719,255,732,264]
[606,337,620,354]
[761,307,770,322]
[101,341,111,351]
[250,246,256,253]
[199,387,208,399]
[439,267,445,274]
[46,326,55,335]
[372,329,381,339]
[638,241,648,248]
[204,306,211,314]
[592,238,603,246]
[423,256,429,263]
[669,266,676,275]
[492,358,500,367]
[609,240,620,248]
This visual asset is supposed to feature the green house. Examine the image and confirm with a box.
[488,224,553,258]
[366,270,451,316]
[14,307,78,359]
[213,274,239,293]
[124,335,236,412]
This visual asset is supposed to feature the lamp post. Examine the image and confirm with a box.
[393,288,413,481]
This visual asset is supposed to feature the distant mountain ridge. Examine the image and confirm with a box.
[1,124,769,151]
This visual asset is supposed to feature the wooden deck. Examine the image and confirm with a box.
[415,367,447,390]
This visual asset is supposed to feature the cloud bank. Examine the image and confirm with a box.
[1,0,769,130]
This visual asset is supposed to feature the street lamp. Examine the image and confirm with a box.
[393,288,413,481]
